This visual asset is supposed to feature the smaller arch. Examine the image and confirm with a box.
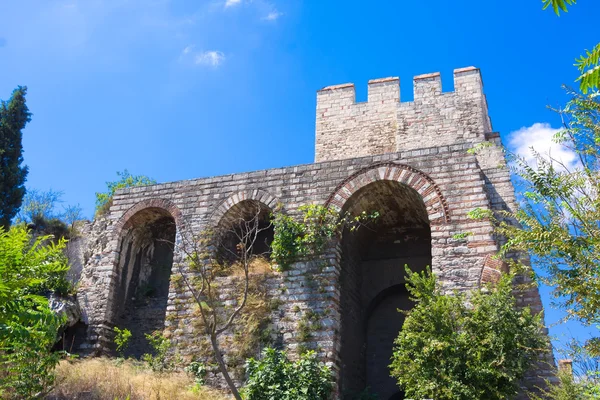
[209,189,278,227]
[114,198,184,237]
[325,163,450,224]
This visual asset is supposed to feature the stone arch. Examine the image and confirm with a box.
[109,199,183,358]
[209,189,278,227]
[325,162,450,224]
[113,198,184,238]
[333,174,434,399]
[212,197,277,265]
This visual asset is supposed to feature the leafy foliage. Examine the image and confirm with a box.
[16,189,84,241]
[0,86,31,229]
[528,370,599,400]
[575,43,600,94]
[541,0,599,93]
[242,347,333,400]
[471,92,600,354]
[390,267,547,400]
[271,204,378,269]
[0,225,70,398]
[542,0,576,15]
[185,360,208,386]
[95,170,156,216]
[142,331,172,372]
[113,326,132,357]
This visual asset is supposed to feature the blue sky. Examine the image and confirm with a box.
[1,0,599,355]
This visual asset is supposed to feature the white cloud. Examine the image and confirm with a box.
[225,0,241,8]
[182,45,194,55]
[508,123,579,171]
[195,50,225,67]
[263,10,283,21]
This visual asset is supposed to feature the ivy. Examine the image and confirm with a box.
[271,204,378,270]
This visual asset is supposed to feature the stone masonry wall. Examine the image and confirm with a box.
[77,66,555,398]
[315,67,492,163]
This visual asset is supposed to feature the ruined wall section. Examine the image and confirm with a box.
[315,67,493,163]
[77,146,497,382]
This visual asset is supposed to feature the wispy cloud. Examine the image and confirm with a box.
[263,10,283,21]
[225,0,242,8]
[180,45,226,67]
[508,123,578,170]
[195,50,226,67]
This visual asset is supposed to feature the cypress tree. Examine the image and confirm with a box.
[0,86,31,229]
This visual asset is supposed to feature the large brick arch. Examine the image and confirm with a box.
[209,189,278,226]
[325,162,450,224]
[113,198,185,238]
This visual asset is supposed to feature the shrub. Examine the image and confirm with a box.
[390,267,548,400]
[185,361,207,386]
[113,327,132,357]
[142,331,172,372]
[0,225,70,399]
[95,170,156,216]
[529,370,600,400]
[243,347,333,400]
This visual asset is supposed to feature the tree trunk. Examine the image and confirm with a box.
[210,333,242,400]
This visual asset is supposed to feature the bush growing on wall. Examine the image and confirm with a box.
[95,170,156,216]
[390,267,547,400]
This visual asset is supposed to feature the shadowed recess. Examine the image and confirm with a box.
[111,207,177,358]
[339,180,431,400]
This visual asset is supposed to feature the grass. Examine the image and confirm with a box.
[47,357,231,400]
[229,256,274,276]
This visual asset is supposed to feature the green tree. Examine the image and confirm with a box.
[470,91,600,355]
[95,170,156,216]
[17,189,83,240]
[0,225,70,399]
[541,0,600,93]
[242,347,333,400]
[390,268,547,400]
[0,87,31,229]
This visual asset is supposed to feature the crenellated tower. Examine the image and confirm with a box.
[316,67,493,162]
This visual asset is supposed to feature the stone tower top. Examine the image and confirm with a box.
[315,66,493,162]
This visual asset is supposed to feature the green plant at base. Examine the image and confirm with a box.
[242,347,333,400]
[95,170,156,216]
[0,225,70,399]
[185,361,208,386]
[390,267,547,400]
[113,327,132,357]
[142,331,172,372]
[271,204,378,270]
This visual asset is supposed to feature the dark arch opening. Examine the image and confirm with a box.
[216,199,274,266]
[339,180,431,400]
[112,207,177,358]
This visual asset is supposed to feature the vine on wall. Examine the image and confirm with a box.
[270,204,379,270]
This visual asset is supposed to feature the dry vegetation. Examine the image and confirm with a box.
[47,357,231,400]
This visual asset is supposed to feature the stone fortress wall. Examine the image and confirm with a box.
[75,67,554,399]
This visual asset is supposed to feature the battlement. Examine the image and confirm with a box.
[315,67,492,162]
[316,67,484,109]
